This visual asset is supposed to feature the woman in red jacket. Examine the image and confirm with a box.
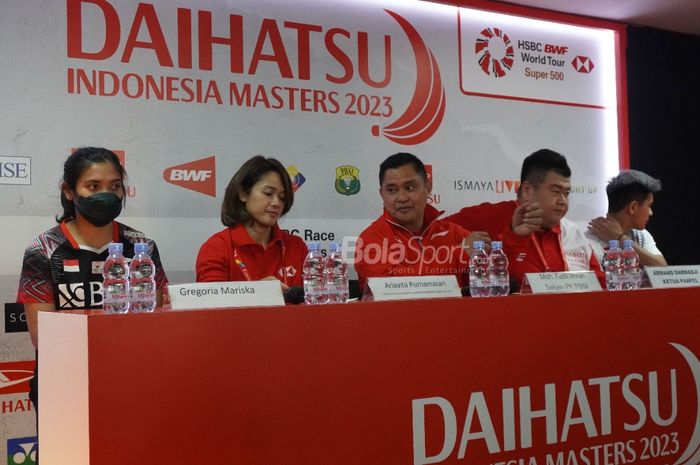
[196,156,307,290]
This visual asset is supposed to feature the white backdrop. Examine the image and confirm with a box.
[0,0,625,456]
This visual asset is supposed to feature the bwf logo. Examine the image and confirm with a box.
[163,156,216,197]
[7,436,38,465]
[170,170,212,182]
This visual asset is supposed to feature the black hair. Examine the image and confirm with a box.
[220,155,294,227]
[520,149,571,188]
[58,147,126,222]
[606,170,662,213]
[378,152,427,185]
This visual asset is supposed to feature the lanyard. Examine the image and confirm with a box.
[233,246,254,281]
[232,239,289,287]
[529,231,568,272]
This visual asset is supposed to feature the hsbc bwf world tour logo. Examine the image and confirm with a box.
[475,27,514,77]
[472,24,597,83]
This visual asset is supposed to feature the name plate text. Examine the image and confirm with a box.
[645,266,700,289]
[367,275,461,301]
[168,281,285,310]
[524,271,602,294]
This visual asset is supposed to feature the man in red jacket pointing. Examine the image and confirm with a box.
[354,152,488,292]
[445,149,604,287]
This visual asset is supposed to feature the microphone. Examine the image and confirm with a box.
[509,277,520,294]
[283,286,305,304]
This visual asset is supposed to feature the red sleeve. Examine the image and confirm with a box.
[444,206,482,232]
[497,225,534,286]
[195,233,232,283]
[445,202,515,239]
[498,225,529,249]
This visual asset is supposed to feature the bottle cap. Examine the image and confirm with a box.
[608,239,620,249]
[491,241,502,250]
[108,242,123,254]
[622,239,633,249]
[473,240,484,249]
[134,242,149,255]
[307,241,321,251]
[329,242,342,253]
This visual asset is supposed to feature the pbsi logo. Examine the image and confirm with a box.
[7,436,38,465]
[163,156,216,197]
[0,361,34,395]
[335,165,361,196]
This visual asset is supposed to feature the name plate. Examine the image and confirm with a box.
[168,281,285,310]
[523,271,602,294]
[645,266,700,289]
[367,275,461,301]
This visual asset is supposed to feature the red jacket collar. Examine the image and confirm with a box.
[382,204,444,235]
[228,223,284,247]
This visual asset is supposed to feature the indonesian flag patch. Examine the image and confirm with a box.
[63,259,80,273]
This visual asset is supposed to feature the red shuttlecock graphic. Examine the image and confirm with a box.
[371,10,446,146]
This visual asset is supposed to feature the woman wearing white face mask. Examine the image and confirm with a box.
[16,147,169,417]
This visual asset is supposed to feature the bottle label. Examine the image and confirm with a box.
[103,293,129,303]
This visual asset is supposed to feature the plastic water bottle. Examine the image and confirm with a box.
[469,240,491,298]
[621,239,642,290]
[488,241,509,296]
[603,240,623,291]
[303,241,325,304]
[129,242,157,312]
[102,242,130,313]
[324,242,349,304]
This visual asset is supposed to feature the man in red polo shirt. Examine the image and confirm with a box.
[445,149,603,287]
[354,152,487,292]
